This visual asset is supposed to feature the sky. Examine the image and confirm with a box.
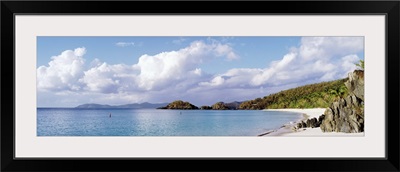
[37,36,364,107]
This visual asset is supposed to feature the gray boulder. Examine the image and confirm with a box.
[306,118,319,128]
[295,114,325,130]
[317,114,325,126]
[344,70,364,101]
[301,121,307,128]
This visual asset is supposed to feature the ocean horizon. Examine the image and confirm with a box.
[37,108,302,136]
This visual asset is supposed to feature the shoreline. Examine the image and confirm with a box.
[259,108,364,136]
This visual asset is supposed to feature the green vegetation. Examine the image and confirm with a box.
[211,102,229,110]
[157,100,199,109]
[355,60,364,70]
[200,105,212,110]
[239,78,349,109]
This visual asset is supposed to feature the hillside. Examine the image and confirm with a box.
[75,102,168,109]
[210,101,243,110]
[75,104,113,108]
[157,100,199,110]
[239,78,348,110]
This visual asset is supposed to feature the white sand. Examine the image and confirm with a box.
[283,128,364,136]
[263,108,326,119]
[260,108,364,136]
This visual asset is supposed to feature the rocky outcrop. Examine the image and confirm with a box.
[157,100,199,110]
[318,114,325,126]
[320,70,364,133]
[344,70,364,101]
[296,115,325,129]
[306,117,319,128]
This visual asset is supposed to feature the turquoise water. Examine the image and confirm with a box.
[37,108,302,136]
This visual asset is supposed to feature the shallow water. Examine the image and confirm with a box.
[37,108,302,136]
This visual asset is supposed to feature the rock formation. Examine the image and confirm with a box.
[320,70,364,133]
[296,115,325,129]
[306,117,319,128]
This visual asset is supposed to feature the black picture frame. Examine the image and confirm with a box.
[1,1,399,171]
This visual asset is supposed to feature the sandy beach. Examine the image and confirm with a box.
[260,108,364,136]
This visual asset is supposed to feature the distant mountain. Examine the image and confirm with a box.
[75,102,169,109]
[115,102,169,109]
[75,104,113,108]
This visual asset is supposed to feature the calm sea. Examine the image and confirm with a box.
[37,108,302,136]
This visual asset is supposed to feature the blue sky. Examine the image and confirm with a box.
[37,36,364,107]
[37,36,300,75]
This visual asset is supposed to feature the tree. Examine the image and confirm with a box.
[355,60,364,70]
[211,102,229,110]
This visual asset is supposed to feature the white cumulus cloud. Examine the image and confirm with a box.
[80,62,139,93]
[134,41,238,90]
[38,40,238,98]
[199,37,363,90]
[37,47,86,91]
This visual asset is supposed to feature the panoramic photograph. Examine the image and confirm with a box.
[37,36,364,136]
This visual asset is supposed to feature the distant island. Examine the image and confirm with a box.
[157,100,199,110]
[75,102,168,109]
[157,100,243,110]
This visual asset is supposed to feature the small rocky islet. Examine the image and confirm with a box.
[156,100,199,110]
